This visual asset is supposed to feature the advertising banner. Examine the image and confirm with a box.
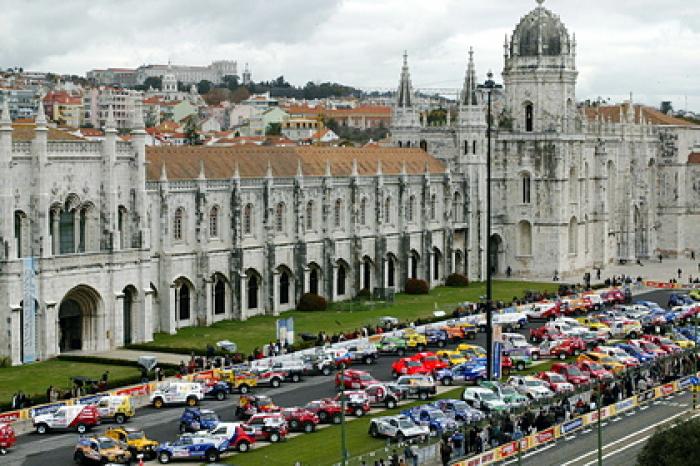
[0,411,21,424]
[77,395,103,405]
[492,342,502,380]
[678,377,693,390]
[115,384,150,397]
[533,427,556,446]
[637,389,655,404]
[614,397,637,413]
[655,383,676,398]
[560,417,584,435]
[30,402,66,418]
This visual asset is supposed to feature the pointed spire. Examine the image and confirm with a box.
[160,162,168,182]
[396,50,413,108]
[351,158,358,177]
[35,93,47,127]
[461,47,478,106]
[376,159,383,176]
[296,159,303,178]
[1,96,11,129]
[198,159,206,180]
[325,159,332,177]
[105,104,116,131]
[132,98,145,130]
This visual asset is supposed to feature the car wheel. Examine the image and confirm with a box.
[386,399,397,409]
[205,449,220,463]
[438,340,446,348]
[114,413,127,424]
[239,384,249,394]
[271,378,281,388]
[290,419,300,430]
[318,411,328,422]
[216,391,226,401]
[629,332,638,339]
[158,452,171,464]
[36,423,48,434]
[179,423,187,434]
[73,451,84,464]
[76,423,87,434]
[322,366,332,376]
[292,374,301,383]
[532,353,540,361]
[419,391,428,401]
[238,440,250,452]
[364,356,374,365]
[354,407,364,417]
[442,377,453,386]
[516,362,526,371]
[558,353,567,360]
[186,396,198,406]
[332,414,342,424]
[574,349,581,356]
[304,422,315,433]
[369,424,379,437]
[397,348,406,357]
[269,432,280,443]
[153,398,164,409]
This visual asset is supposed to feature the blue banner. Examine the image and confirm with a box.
[30,402,65,418]
[22,257,37,364]
[492,342,502,380]
[560,417,583,434]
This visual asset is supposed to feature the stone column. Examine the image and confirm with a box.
[52,212,60,256]
[46,302,58,358]
[114,294,124,347]
[272,271,280,316]
[168,285,177,334]
[331,264,338,301]
[204,279,213,326]
[239,275,248,321]
[10,307,21,365]
[142,288,154,343]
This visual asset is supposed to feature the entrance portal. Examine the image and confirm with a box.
[58,285,101,353]
[59,299,82,352]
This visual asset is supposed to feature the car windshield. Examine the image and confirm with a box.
[398,419,415,429]
[525,379,544,387]
[479,391,498,401]
[548,374,566,383]
[424,356,439,363]
[658,338,673,345]
[126,431,145,440]
[501,386,518,395]
[451,401,469,410]
[407,361,422,368]
[566,366,583,376]
[99,439,117,449]
[644,343,661,351]
[587,363,604,371]
[358,374,374,381]
[430,410,446,420]
[201,412,218,422]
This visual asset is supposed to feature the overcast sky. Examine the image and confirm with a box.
[1,0,698,110]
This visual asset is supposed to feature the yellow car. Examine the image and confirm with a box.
[404,333,427,349]
[577,352,625,374]
[74,436,132,465]
[575,317,611,333]
[672,338,695,349]
[104,426,158,460]
[456,343,486,354]
[436,350,467,366]
[452,322,478,340]
[212,368,258,394]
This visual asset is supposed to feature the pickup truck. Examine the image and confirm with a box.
[387,375,437,400]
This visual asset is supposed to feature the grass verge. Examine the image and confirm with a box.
[137,281,558,356]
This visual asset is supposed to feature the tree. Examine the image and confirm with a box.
[660,101,674,114]
[143,76,162,90]
[223,75,239,92]
[197,80,212,95]
[182,114,201,145]
[203,88,230,106]
[637,418,700,466]
[265,122,282,136]
[230,86,250,104]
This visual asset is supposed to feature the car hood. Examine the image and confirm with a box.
[403,425,430,436]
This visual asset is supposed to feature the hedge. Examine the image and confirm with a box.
[297,293,328,311]
[445,273,470,287]
[405,278,430,295]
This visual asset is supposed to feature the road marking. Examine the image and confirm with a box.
[559,409,692,466]
[640,405,649,410]
[581,428,592,434]
[565,435,576,441]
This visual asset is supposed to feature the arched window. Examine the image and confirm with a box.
[430,194,437,220]
[279,270,290,305]
[173,208,184,241]
[59,208,76,253]
[408,195,415,222]
[453,192,462,222]
[522,174,531,204]
[472,140,477,154]
[362,258,372,290]
[309,267,319,295]
[387,255,396,287]
[243,203,253,235]
[525,103,534,132]
[569,167,577,203]
[406,141,411,148]
[384,197,391,224]
[247,274,259,309]
[337,263,347,296]
[306,201,314,230]
[419,140,427,151]
[464,140,469,155]
[275,202,285,232]
[410,251,419,279]
[209,206,219,238]
[334,199,343,228]
[360,197,367,225]
[433,248,441,280]
[398,141,402,148]
[176,280,191,321]
[14,210,28,258]
[213,278,226,315]
[518,220,532,256]
[569,216,578,254]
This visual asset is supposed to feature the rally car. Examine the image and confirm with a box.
[628,339,668,358]
[435,361,485,386]
[304,399,343,424]
[594,345,641,367]
[550,363,591,386]
[536,372,575,393]
[179,407,219,433]
[336,369,380,390]
[281,407,320,433]
[431,399,485,424]
[401,406,459,435]
[364,383,402,409]
[577,352,626,374]
[374,335,408,356]
[507,376,554,400]
[151,382,204,409]
[33,404,100,434]
[391,357,432,378]
[410,352,449,372]
[74,435,132,465]
[479,381,528,407]
[105,426,159,461]
[249,367,287,388]
[576,359,614,382]
[368,415,430,440]
[641,335,683,354]
[192,374,230,401]
[156,433,229,464]
[211,368,257,394]
[236,394,281,419]
[388,375,437,400]
[424,328,449,348]
[334,391,371,417]
[0,423,16,456]
[538,337,586,360]
[244,413,289,443]
[206,422,256,452]
[90,395,135,424]
[462,387,508,412]
[435,350,468,367]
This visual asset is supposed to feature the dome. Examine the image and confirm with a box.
[511,0,571,57]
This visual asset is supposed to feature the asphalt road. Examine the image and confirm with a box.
[10,288,675,466]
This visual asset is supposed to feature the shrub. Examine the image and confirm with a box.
[445,273,469,287]
[356,288,372,299]
[297,293,328,311]
[405,278,429,295]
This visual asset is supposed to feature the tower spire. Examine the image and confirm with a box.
[397,50,413,108]
[461,47,478,106]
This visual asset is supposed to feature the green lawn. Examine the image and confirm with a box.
[139,281,557,356]
[0,360,140,408]
[224,387,465,466]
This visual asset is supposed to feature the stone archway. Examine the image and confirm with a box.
[122,285,138,346]
[489,234,504,275]
[58,285,102,353]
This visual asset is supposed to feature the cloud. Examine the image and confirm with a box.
[0,0,697,110]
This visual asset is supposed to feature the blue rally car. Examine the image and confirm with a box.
[424,329,449,348]
[431,398,485,424]
[435,361,486,386]
[401,406,459,435]
[615,343,654,363]
[156,433,229,464]
[179,408,220,434]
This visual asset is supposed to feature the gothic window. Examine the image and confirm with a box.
[334,199,343,228]
[410,251,419,279]
[420,140,427,151]
[117,206,128,250]
[247,273,259,309]
[453,192,462,222]
[275,202,285,232]
[569,167,577,203]
[569,216,578,254]
[433,248,441,280]
[518,220,532,256]
[243,203,253,235]
[209,206,219,238]
[213,278,226,315]
[408,195,415,222]
[14,210,28,258]
[525,103,534,132]
[173,208,184,241]
[522,174,531,204]
[279,270,290,305]
[176,279,191,321]
[430,194,437,220]
[309,267,319,295]
[306,201,314,230]
[387,255,396,287]
[337,263,347,296]
[360,197,367,225]
[384,197,391,224]
[472,140,477,154]
[464,140,469,155]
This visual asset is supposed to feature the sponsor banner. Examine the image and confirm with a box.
[615,397,637,413]
[456,450,499,465]
[77,395,104,405]
[644,281,679,289]
[677,377,693,390]
[584,405,615,424]
[0,411,21,424]
[114,384,150,397]
[560,417,584,435]
[655,383,676,398]
[637,389,655,404]
[533,427,556,446]
[30,402,65,418]
[497,441,518,459]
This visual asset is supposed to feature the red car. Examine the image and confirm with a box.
[335,369,380,390]
[236,394,281,419]
[576,359,614,381]
[642,335,682,354]
[629,339,668,357]
[409,352,449,372]
[244,413,288,443]
[537,371,574,393]
[391,357,431,378]
[600,289,625,305]
[333,392,371,417]
[529,326,564,343]
[281,407,320,433]
[539,337,586,359]
[304,399,343,424]
[0,423,16,455]
[550,362,591,386]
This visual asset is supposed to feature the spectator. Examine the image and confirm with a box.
[101,370,110,384]
[451,430,464,458]
[440,440,453,466]
[678,268,683,279]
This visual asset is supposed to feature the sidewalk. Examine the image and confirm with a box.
[71,348,190,366]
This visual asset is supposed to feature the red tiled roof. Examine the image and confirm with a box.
[11,122,84,141]
[688,153,700,164]
[584,104,695,127]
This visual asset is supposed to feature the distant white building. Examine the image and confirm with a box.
[136,61,239,85]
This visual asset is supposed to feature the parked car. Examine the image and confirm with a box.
[192,375,230,401]
[435,362,486,386]
[236,394,281,419]
[304,399,343,424]
[628,339,668,357]
[529,326,564,343]
[179,408,219,434]
[641,335,682,353]
[280,408,320,433]
[550,363,591,386]
[150,382,204,409]
[402,406,459,435]
[462,387,508,412]
[336,369,380,390]
[155,433,228,464]
[594,345,641,367]
[33,404,100,434]
[388,375,437,400]
[391,357,432,378]
[538,337,586,360]
[669,293,695,307]
[206,422,256,452]
[410,352,449,372]
[431,399,485,424]
[575,360,613,382]
[104,426,159,461]
[368,415,429,440]
[211,368,257,394]
[479,381,529,407]
[334,392,371,417]
[88,395,134,424]
[244,413,288,443]
[0,423,16,456]
[576,352,625,374]
[536,372,575,393]
[374,335,408,356]
[507,376,554,400]
[424,329,450,348]
[250,368,287,388]
[73,436,132,465]
[364,383,401,409]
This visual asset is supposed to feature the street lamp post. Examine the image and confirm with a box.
[339,363,348,465]
[694,317,698,410]
[597,380,603,466]
[484,71,496,380]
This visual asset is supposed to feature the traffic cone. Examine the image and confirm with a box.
[137,453,144,466]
